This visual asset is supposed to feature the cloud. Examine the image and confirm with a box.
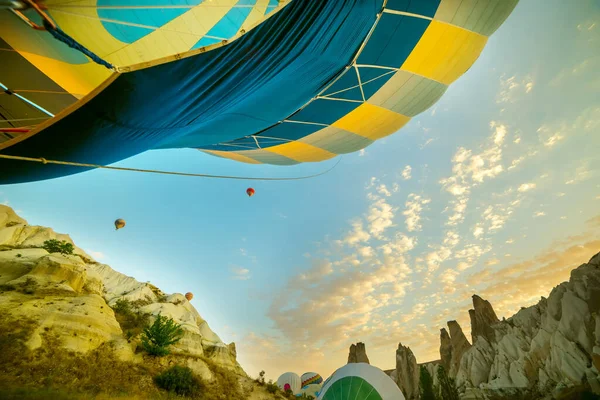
[231,267,251,280]
[343,221,370,246]
[537,125,564,147]
[403,194,430,232]
[376,184,392,197]
[565,161,594,185]
[534,211,546,217]
[367,198,395,238]
[518,183,536,192]
[496,74,534,104]
[439,122,507,226]
[379,234,416,255]
[359,149,366,157]
[401,165,412,180]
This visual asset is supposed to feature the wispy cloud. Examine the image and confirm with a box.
[231,267,251,280]
[401,165,412,180]
[403,194,430,232]
[518,183,536,192]
[496,74,534,104]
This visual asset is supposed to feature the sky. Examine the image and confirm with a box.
[1,0,600,383]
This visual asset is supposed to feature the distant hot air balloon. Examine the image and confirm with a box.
[114,219,126,231]
[246,188,255,197]
[276,372,301,395]
[185,292,193,301]
[301,372,323,388]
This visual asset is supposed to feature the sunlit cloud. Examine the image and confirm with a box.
[518,183,536,192]
[401,165,412,180]
[403,194,430,232]
[496,74,534,104]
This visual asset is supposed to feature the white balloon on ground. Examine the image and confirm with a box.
[276,372,301,394]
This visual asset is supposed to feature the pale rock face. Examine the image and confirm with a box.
[447,320,472,377]
[392,343,419,400]
[455,253,600,396]
[389,252,600,397]
[0,205,244,378]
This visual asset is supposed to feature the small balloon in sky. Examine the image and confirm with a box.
[246,188,255,197]
[185,292,193,301]
[114,219,126,230]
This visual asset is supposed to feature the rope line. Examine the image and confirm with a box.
[0,153,342,181]
[43,20,114,70]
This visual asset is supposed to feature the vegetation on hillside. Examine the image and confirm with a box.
[0,312,272,399]
[42,239,74,256]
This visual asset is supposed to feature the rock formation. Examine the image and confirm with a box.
[0,205,244,378]
[388,251,600,398]
[389,343,420,400]
[440,328,452,371]
[469,295,499,344]
[347,342,370,364]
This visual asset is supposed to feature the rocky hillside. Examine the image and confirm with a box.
[0,205,279,399]
[389,251,600,399]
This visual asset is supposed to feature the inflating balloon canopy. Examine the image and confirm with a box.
[317,363,405,400]
[0,0,518,184]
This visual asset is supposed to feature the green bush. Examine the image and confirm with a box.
[419,365,437,400]
[437,365,459,400]
[154,365,201,396]
[141,314,183,356]
[42,239,74,256]
[265,380,279,394]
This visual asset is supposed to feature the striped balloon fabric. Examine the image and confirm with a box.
[0,0,518,184]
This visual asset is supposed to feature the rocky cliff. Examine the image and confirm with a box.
[0,205,281,398]
[348,342,370,364]
[388,251,600,399]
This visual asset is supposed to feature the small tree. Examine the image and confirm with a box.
[419,365,437,400]
[141,314,184,356]
[42,239,74,256]
[437,365,459,400]
[257,370,266,385]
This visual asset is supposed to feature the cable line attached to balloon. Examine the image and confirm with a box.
[0,153,342,181]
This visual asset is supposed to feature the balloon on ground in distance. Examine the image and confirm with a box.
[276,372,301,395]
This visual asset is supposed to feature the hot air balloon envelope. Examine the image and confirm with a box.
[277,372,301,395]
[114,219,126,230]
[185,292,193,301]
[317,363,405,400]
[0,1,518,185]
[246,188,255,197]
[301,372,323,388]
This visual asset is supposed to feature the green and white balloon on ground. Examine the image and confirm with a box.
[317,363,405,400]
